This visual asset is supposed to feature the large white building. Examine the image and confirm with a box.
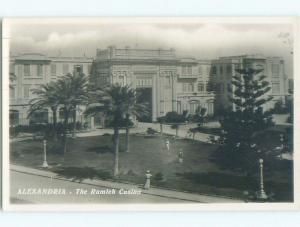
[91,46,214,124]
[9,48,289,127]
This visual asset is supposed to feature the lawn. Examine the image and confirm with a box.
[10,133,293,202]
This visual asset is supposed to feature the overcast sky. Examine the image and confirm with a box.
[6,19,294,77]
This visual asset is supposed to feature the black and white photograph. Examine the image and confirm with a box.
[2,17,296,210]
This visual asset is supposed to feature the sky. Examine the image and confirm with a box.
[6,18,294,77]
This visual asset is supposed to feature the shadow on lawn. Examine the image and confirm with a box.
[52,166,112,182]
[176,172,258,191]
[176,172,293,201]
[86,146,113,154]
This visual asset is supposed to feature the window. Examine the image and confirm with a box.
[177,101,182,114]
[88,65,92,74]
[24,64,30,77]
[272,64,280,77]
[219,65,223,75]
[188,83,194,92]
[272,82,280,94]
[182,83,194,92]
[74,65,83,73]
[220,83,224,93]
[198,66,203,75]
[165,75,171,86]
[10,86,16,99]
[227,83,232,92]
[37,65,43,77]
[187,66,192,74]
[63,64,69,74]
[198,82,204,92]
[23,85,30,98]
[119,76,125,86]
[212,66,217,74]
[51,64,56,76]
[160,101,164,114]
[226,65,232,74]
[182,65,192,75]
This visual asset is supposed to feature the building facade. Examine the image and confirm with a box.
[91,46,214,124]
[9,53,93,126]
[9,49,289,126]
[211,55,287,113]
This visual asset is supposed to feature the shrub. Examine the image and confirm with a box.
[153,172,164,181]
[147,127,158,135]
[164,111,185,123]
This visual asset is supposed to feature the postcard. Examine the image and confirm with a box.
[2,17,298,211]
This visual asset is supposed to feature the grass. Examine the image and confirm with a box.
[10,133,293,202]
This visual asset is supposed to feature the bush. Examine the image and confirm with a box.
[105,117,134,128]
[146,127,158,135]
[153,172,164,182]
[163,111,185,123]
[272,100,288,114]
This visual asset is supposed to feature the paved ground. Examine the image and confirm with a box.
[10,165,243,204]
[76,122,217,143]
[10,171,190,204]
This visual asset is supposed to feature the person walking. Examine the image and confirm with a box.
[166,139,170,151]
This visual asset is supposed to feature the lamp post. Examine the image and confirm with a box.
[42,140,49,168]
[257,158,268,200]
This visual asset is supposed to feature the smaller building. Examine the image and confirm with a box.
[9,53,93,126]
[211,55,287,114]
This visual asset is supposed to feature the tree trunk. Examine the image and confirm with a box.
[52,107,57,141]
[63,109,69,156]
[160,123,163,136]
[72,107,76,138]
[125,114,130,153]
[113,126,120,176]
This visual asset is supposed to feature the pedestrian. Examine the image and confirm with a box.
[178,151,183,163]
[166,139,170,151]
[144,170,152,190]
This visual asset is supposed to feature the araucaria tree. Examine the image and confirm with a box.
[216,68,274,174]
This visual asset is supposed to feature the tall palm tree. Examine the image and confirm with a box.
[55,77,75,155]
[62,73,89,137]
[28,82,59,140]
[122,86,149,153]
[85,84,134,176]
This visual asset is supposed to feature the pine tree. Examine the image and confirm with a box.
[216,67,274,173]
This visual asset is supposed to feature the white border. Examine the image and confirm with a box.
[2,17,300,211]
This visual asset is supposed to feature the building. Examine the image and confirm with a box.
[90,46,214,125]
[211,55,288,114]
[9,53,93,126]
[9,49,289,127]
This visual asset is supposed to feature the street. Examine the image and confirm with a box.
[10,171,192,204]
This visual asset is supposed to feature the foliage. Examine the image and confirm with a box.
[153,172,164,182]
[160,111,186,123]
[215,68,274,173]
[85,84,148,175]
[146,127,159,135]
[272,99,288,114]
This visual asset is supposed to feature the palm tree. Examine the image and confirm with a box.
[62,73,89,137]
[28,82,59,140]
[85,84,135,176]
[122,86,149,153]
[55,77,75,155]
